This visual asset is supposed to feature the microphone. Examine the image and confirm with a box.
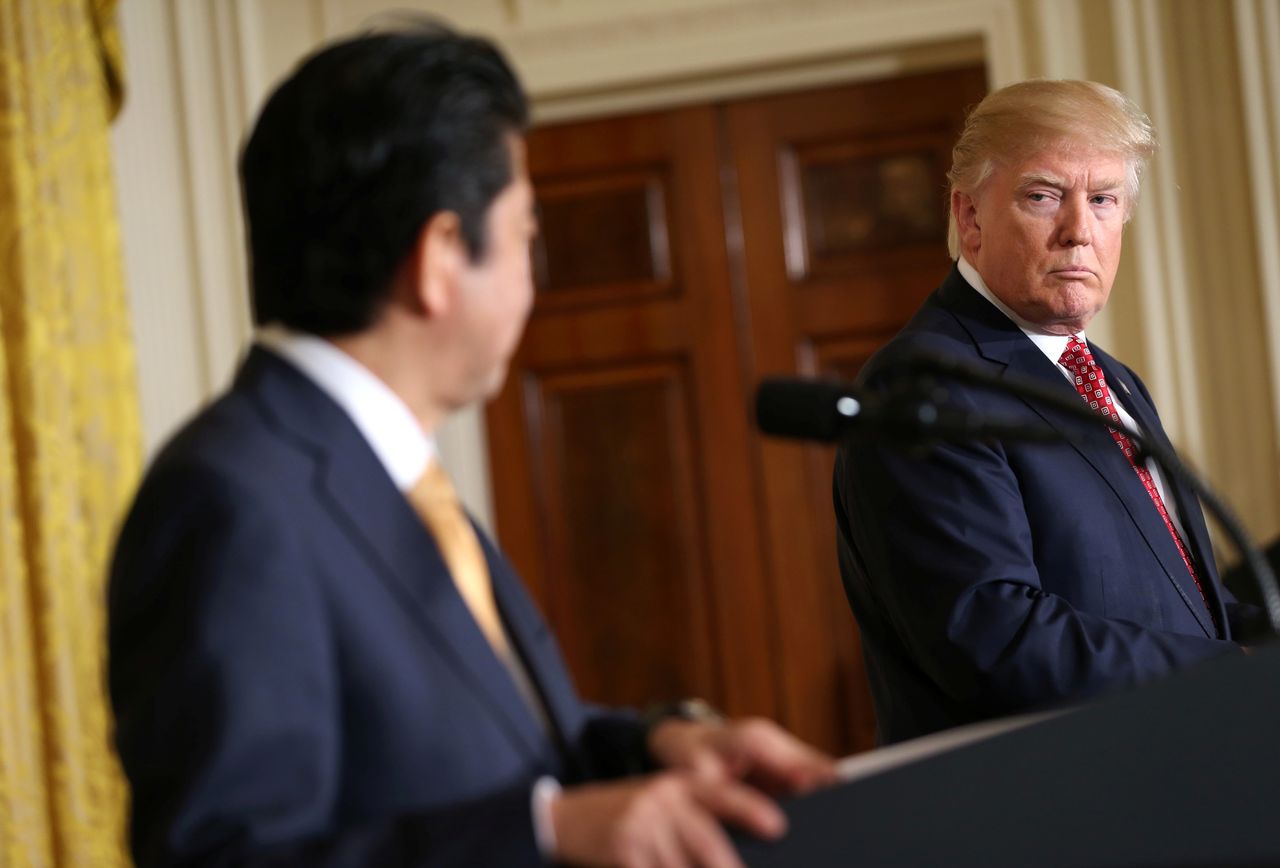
[754,378,863,442]
[754,377,1060,444]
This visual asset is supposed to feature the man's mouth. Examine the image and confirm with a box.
[1050,267,1094,279]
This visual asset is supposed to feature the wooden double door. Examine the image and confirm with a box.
[488,66,987,755]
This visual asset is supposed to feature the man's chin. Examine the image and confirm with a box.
[1042,288,1106,330]
[1046,308,1101,335]
[480,366,511,402]
[1035,301,1101,334]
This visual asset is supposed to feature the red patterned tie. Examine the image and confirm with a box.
[1058,336,1212,621]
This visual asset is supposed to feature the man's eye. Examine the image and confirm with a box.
[1028,192,1050,202]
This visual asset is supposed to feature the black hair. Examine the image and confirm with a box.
[239,20,529,335]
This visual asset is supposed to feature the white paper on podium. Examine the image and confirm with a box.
[835,708,1073,784]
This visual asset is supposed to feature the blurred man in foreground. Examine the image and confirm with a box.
[109,23,832,867]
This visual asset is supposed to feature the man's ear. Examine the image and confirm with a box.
[405,211,466,318]
[951,189,981,253]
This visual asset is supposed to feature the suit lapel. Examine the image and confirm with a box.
[239,347,554,761]
[1093,350,1228,633]
[477,531,580,752]
[936,272,1216,637]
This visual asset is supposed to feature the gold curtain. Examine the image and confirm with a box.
[0,0,139,865]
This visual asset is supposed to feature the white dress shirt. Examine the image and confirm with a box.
[957,257,1187,538]
[256,325,433,490]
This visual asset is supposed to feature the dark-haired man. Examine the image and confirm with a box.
[109,24,831,868]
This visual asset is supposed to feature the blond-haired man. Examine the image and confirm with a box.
[834,80,1260,745]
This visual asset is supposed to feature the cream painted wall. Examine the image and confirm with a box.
[112,0,1280,555]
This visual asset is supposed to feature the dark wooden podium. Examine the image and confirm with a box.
[739,644,1280,867]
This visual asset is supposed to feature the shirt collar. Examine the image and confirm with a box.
[256,325,434,491]
[957,256,1084,368]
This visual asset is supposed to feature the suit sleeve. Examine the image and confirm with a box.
[1223,587,1270,643]
[108,461,544,868]
[834,382,1241,715]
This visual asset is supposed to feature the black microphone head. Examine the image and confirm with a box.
[755,377,861,442]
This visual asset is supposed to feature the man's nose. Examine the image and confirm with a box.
[1057,197,1092,246]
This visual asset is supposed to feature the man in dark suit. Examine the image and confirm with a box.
[108,23,832,867]
[834,79,1259,746]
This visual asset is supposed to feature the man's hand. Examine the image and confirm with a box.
[647,717,837,796]
[551,769,785,867]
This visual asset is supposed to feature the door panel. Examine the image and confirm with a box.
[533,168,674,303]
[528,361,716,705]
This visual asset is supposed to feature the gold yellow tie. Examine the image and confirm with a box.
[407,461,510,654]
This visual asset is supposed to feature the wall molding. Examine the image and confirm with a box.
[1235,0,1280,469]
[315,0,1022,120]
[1033,0,1085,80]
[171,1,253,394]
[509,0,1022,93]
[316,0,343,41]
[111,0,207,452]
[1109,0,1206,463]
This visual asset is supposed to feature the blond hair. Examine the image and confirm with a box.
[946,79,1158,257]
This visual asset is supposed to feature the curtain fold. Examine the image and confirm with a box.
[0,0,139,865]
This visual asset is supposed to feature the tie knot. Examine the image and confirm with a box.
[1059,335,1095,373]
[409,461,459,509]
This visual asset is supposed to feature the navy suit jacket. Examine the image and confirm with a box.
[834,267,1252,745]
[109,348,643,866]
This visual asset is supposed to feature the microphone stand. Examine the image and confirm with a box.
[893,352,1280,637]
